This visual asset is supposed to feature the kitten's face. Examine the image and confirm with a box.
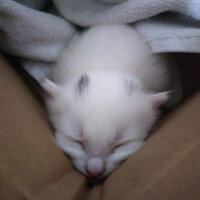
[43,71,168,179]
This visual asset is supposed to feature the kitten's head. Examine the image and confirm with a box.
[43,70,168,179]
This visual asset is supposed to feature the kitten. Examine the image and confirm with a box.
[43,25,182,178]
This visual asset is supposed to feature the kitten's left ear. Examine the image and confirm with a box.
[150,91,170,107]
[42,79,60,97]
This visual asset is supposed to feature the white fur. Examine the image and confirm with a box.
[43,25,181,178]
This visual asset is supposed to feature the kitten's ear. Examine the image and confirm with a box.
[150,91,170,107]
[42,79,60,97]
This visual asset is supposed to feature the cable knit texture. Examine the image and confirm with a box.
[0,0,200,82]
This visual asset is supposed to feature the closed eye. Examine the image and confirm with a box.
[114,144,123,149]
[66,135,84,148]
[73,139,85,149]
[74,140,83,146]
[111,141,129,153]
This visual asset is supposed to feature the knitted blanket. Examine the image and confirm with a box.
[0,0,200,82]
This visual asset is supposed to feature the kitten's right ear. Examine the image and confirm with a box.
[150,91,170,107]
[42,79,60,97]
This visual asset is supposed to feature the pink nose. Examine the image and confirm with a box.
[86,157,104,177]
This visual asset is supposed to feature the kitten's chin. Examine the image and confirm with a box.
[73,161,113,182]
[87,175,107,185]
[86,166,118,185]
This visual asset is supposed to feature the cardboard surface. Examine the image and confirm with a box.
[0,54,200,200]
[101,91,200,200]
[0,55,86,200]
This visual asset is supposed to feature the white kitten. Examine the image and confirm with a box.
[43,25,182,178]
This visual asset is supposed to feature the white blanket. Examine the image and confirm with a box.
[0,0,200,82]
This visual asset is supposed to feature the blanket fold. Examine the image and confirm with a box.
[0,0,76,62]
[53,0,200,25]
[0,0,200,82]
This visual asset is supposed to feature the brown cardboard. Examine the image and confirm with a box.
[101,90,200,200]
[0,55,86,200]
[0,54,200,200]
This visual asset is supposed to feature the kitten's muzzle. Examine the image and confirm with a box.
[86,157,104,177]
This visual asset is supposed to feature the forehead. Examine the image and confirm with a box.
[76,99,131,154]
[77,91,130,133]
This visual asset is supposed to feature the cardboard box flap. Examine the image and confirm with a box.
[0,55,86,200]
[100,91,200,200]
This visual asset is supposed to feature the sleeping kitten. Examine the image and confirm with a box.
[43,25,182,178]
